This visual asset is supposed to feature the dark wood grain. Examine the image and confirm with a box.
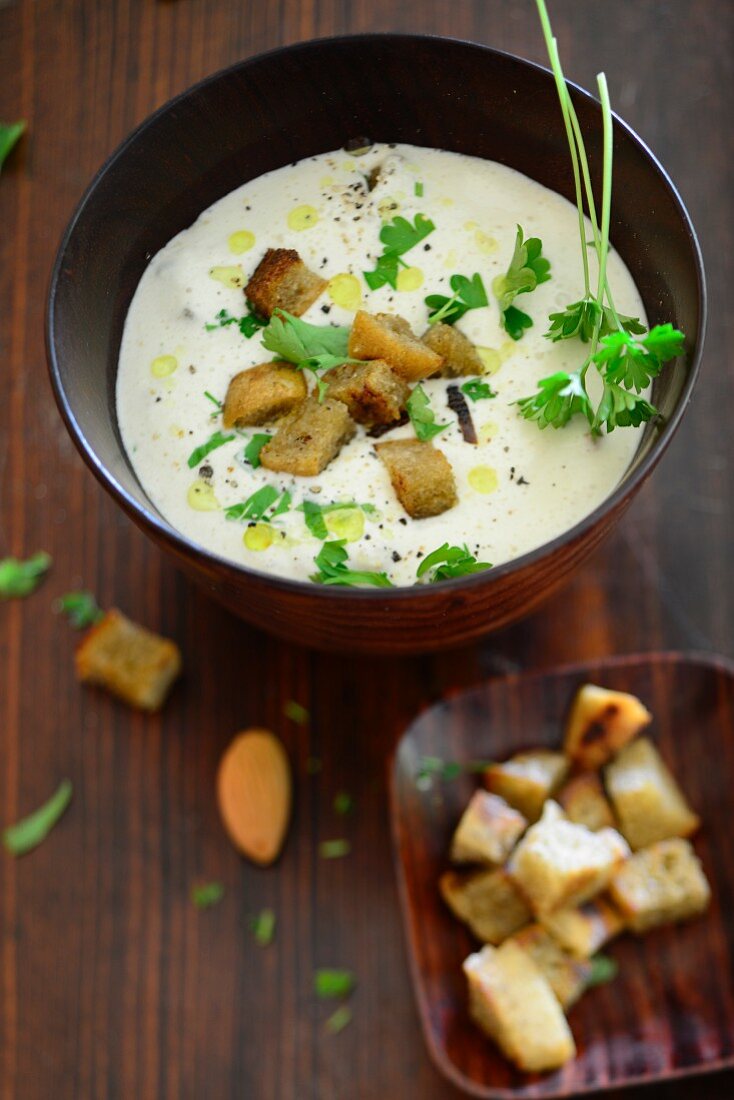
[0,1,732,1097]
[392,653,734,1097]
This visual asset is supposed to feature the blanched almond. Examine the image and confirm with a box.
[216,729,291,865]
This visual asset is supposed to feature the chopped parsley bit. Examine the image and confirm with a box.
[187,429,234,468]
[204,305,266,339]
[0,551,52,599]
[242,433,272,469]
[416,543,492,583]
[204,390,223,411]
[310,540,393,588]
[191,881,225,909]
[415,756,493,784]
[425,272,488,326]
[54,590,104,629]
[333,792,353,816]
[325,1005,352,1034]
[414,180,424,197]
[261,309,356,372]
[319,838,351,859]
[251,908,276,946]
[2,779,73,856]
[492,224,551,340]
[363,213,435,290]
[587,953,619,988]
[283,699,309,725]
[461,379,496,402]
[406,385,449,442]
[0,120,26,171]
[225,486,292,522]
[314,969,356,998]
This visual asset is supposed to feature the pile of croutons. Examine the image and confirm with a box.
[224,247,485,518]
[439,684,710,1074]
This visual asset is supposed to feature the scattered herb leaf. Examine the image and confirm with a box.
[416,543,492,582]
[311,540,393,588]
[587,953,619,988]
[314,969,356,998]
[284,700,309,725]
[492,225,551,339]
[251,908,276,946]
[363,213,435,289]
[461,379,496,402]
[2,779,73,856]
[325,1005,352,1034]
[546,299,644,344]
[242,433,272,469]
[333,792,353,816]
[54,590,104,629]
[191,882,225,909]
[415,757,493,783]
[0,551,52,599]
[406,385,449,442]
[425,272,488,326]
[414,181,424,197]
[300,500,374,540]
[187,430,234,468]
[204,390,223,411]
[261,309,353,371]
[0,121,26,172]
[204,305,266,339]
[225,486,291,522]
[319,838,351,859]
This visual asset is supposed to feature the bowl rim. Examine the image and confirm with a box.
[46,31,707,602]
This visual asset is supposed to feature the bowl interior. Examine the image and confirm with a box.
[48,34,704,568]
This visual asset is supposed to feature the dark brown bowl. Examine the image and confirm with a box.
[46,34,706,654]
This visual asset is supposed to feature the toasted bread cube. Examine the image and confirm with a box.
[463,942,576,1072]
[450,791,527,866]
[244,248,326,318]
[511,924,592,1009]
[259,397,356,477]
[564,684,652,770]
[609,839,711,933]
[508,801,630,917]
[75,609,181,711]
[605,737,700,850]
[348,311,442,381]
[540,897,625,958]
[439,868,531,945]
[376,439,457,518]
[421,323,484,377]
[558,773,616,831]
[484,750,569,823]
[222,361,307,428]
[324,359,409,425]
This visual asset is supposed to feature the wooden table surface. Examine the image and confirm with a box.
[0,1,731,1097]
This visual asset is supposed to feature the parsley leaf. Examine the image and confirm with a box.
[55,591,104,629]
[425,272,488,326]
[0,551,51,599]
[0,121,26,171]
[299,501,375,540]
[461,379,496,402]
[592,383,658,433]
[187,430,234,468]
[241,433,271,469]
[406,385,449,442]
[191,882,225,909]
[493,225,551,340]
[310,540,393,588]
[363,213,435,289]
[414,181,424,197]
[546,298,645,344]
[314,969,356,998]
[516,370,593,430]
[283,700,309,725]
[251,908,276,946]
[205,305,265,339]
[2,779,72,856]
[594,324,685,392]
[261,309,352,369]
[417,544,492,582]
[225,486,292,522]
[586,953,619,988]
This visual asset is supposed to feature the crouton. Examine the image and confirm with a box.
[604,737,700,850]
[244,248,326,318]
[511,924,592,1009]
[484,750,569,823]
[508,801,630,917]
[439,868,531,945]
[376,439,457,519]
[463,942,576,1072]
[421,323,484,377]
[75,609,181,711]
[609,838,711,934]
[540,897,625,958]
[259,397,356,477]
[323,358,409,425]
[564,684,652,770]
[222,361,307,428]
[348,311,442,381]
[558,773,616,831]
[450,791,527,866]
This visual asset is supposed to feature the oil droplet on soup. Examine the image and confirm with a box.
[474,230,498,254]
[328,273,362,311]
[468,466,499,494]
[150,354,178,378]
[477,347,501,376]
[244,523,274,551]
[324,508,365,542]
[209,265,245,289]
[228,230,255,254]
[287,205,319,231]
[396,267,424,292]
[478,421,499,445]
[187,480,220,511]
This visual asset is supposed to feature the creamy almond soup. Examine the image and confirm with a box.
[117,143,648,586]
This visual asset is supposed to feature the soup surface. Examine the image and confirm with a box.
[117,143,647,586]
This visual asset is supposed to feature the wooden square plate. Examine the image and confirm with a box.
[390,652,734,1097]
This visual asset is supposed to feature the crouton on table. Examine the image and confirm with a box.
[421,322,484,377]
[484,750,569,823]
[540,896,625,958]
[324,358,409,425]
[605,737,700,850]
[511,923,592,1010]
[450,790,527,866]
[463,942,576,1072]
[564,683,652,770]
[348,311,442,381]
[75,609,182,711]
[222,361,307,428]
[259,397,356,477]
[508,800,630,917]
[558,772,616,831]
[439,868,531,945]
[376,439,457,518]
[244,248,326,318]
[609,838,711,933]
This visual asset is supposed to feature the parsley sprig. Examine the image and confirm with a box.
[406,385,449,442]
[363,213,435,290]
[425,273,488,326]
[493,225,551,340]
[416,544,492,583]
[205,305,266,339]
[260,309,357,372]
[310,540,393,588]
